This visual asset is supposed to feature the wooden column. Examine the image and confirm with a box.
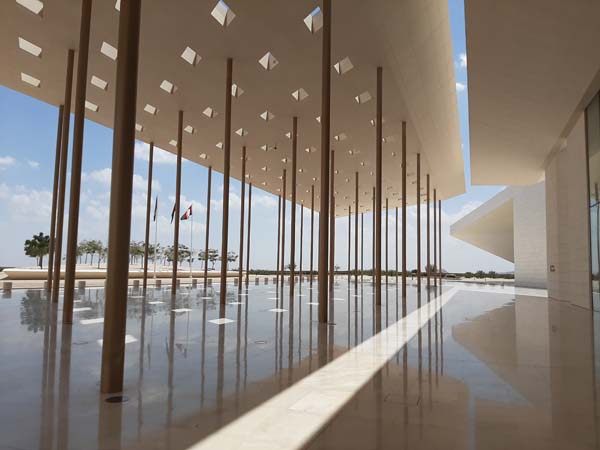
[361,212,364,283]
[47,105,64,292]
[172,111,184,294]
[375,67,383,305]
[290,117,298,294]
[310,185,315,287]
[372,186,375,277]
[299,203,304,281]
[245,183,252,285]
[439,199,442,285]
[385,198,389,285]
[426,174,430,289]
[433,188,437,288]
[203,166,212,290]
[416,153,421,291]
[354,172,359,284]
[238,146,246,289]
[142,142,154,291]
[329,150,335,289]
[51,49,74,304]
[318,0,331,323]
[281,169,287,283]
[401,121,407,298]
[348,205,352,281]
[276,195,281,285]
[100,0,142,394]
[219,58,233,305]
[395,206,398,285]
[63,0,92,323]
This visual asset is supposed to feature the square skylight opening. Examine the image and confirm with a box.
[303,7,323,34]
[285,132,292,139]
[261,166,269,172]
[216,142,223,150]
[304,146,316,153]
[144,104,157,115]
[135,123,144,132]
[85,100,98,112]
[90,75,108,90]
[334,57,353,75]
[211,1,236,27]
[184,125,194,134]
[315,116,321,123]
[20,72,40,87]
[160,79,176,94]
[169,140,177,147]
[18,37,42,57]
[261,144,274,152]
[203,107,217,118]
[259,52,279,71]
[262,181,268,186]
[236,128,248,137]
[100,41,118,61]
[281,158,288,164]
[181,46,201,66]
[298,168,304,173]
[16,0,43,15]
[292,88,309,102]
[199,153,208,159]
[260,111,275,121]
[370,118,386,126]
[231,83,244,98]
[355,91,372,104]
[334,133,347,141]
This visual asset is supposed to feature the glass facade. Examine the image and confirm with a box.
[586,93,600,311]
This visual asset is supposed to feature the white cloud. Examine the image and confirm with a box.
[456,82,467,93]
[82,167,161,192]
[458,52,467,68]
[27,160,40,169]
[253,195,277,209]
[0,183,52,222]
[0,156,16,168]
[135,141,177,165]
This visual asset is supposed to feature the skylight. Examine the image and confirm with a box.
[135,123,144,132]
[90,75,108,90]
[181,46,201,66]
[303,7,323,34]
[231,84,244,98]
[100,42,118,60]
[169,140,177,147]
[18,37,42,57]
[16,0,43,15]
[144,104,157,115]
[355,91,372,104]
[259,52,279,71]
[211,1,236,27]
[236,128,248,137]
[160,80,176,94]
[292,88,309,102]
[260,111,275,121]
[203,107,217,118]
[85,100,98,112]
[184,125,194,134]
[334,57,353,75]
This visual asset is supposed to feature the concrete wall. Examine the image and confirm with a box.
[545,114,592,309]
[513,182,547,288]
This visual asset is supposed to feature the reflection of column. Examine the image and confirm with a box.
[318,0,332,323]
[433,188,437,288]
[417,153,421,291]
[219,58,233,305]
[427,174,431,289]
[281,169,287,288]
[329,150,336,289]
[299,203,304,282]
[348,205,352,282]
[439,199,442,285]
[57,326,73,449]
[238,146,246,290]
[63,0,92,321]
[290,117,298,295]
[375,67,383,306]
[361,213,364,284]
[245,183,252,285]
[47,105,64,293]
[172,111,184,294]
[52,50,74,304]
[142,142,154,292]
[401,122,407,298]
[310,185,314,287]
[276,195,281,285]
[355,172,359,284]
[100,0,142,393]
[385,198,389,285]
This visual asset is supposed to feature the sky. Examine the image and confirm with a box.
[0,0,514,274]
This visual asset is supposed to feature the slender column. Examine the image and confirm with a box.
[203,166,212,289]
[433,188,437,287]
[416,154,421,290]
[309,185,314,286]
[219,58,233,305]
[426,174,430,288]
[290,117,298,294]
[348,205,352,281]
[281,169,287,282]
[238,146,246,289]
[276,195,281,284]
[172,111,184,294]
[318,0,331,323]
[395,206,398,284]
[375,66,383,305]
[361,212,364,283]
[299,203,304,281]
[354,172,359,284]
[51,49,75,304]
[142,143,154,292]
[100,0,142,394]
[439,199,442,285]
[47,105,64,292]
[245,183,252,285]
[401,121,407,297]
[372,186,375,276]
[63,0,92,323]
[329,150,335,288]
[385,198,388,284]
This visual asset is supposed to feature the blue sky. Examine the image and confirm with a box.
[0,0,513,273]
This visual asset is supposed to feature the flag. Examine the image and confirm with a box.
[181,204,193,221]
[153,196,158,222]
[170,203,177,224]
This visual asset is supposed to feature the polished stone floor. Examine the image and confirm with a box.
[1,279,599,449]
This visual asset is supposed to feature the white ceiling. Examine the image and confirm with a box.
[1,0,464,214]
[466,0,600,186]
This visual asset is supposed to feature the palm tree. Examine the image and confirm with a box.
[24,232,50,268]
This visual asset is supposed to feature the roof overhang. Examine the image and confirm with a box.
[1,0,464,214]
[465,0,600,185]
